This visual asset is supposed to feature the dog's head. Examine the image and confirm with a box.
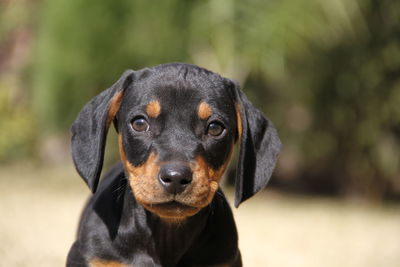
[71,63,281,220]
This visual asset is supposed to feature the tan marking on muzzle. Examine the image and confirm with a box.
[189,146,233,207]
[119,135,198,220]
[118,134,161,204]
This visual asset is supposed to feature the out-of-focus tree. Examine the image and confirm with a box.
[32,0,196,132]
[290,0,400,198]
[0,0,36,162]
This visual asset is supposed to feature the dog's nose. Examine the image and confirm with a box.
[158,164,192,194]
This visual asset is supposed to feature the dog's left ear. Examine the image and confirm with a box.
[71,70,135,193]
[227,80,282,207]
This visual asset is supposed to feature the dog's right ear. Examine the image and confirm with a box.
[71,70,135,193]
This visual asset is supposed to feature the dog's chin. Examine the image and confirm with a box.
[141,201,202,221]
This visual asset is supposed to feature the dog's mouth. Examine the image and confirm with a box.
[142,201,201,220]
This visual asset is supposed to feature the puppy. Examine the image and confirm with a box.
[67,63,281,267]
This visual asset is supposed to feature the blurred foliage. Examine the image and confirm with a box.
[0,0,37,163]
[281,0,400,198]
[1,0,399,198]
[32,0,193,131]
[0,79,36,162]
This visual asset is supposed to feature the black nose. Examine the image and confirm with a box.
[158,164,193,194]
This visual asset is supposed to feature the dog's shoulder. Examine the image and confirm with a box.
[79,163,126,237]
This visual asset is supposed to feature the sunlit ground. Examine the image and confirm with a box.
[0,163,399,267]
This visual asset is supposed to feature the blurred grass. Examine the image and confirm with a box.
[0,163,399,266]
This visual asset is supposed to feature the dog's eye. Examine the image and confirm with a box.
[207,121,225,137]
[131,117,149,132]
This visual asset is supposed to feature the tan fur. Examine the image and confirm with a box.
[146,100,161,118]
[106,92,124,128]
[198,101,213,120]
[188,150,232,207]
[235,103,243,141]
[118,133,233,220]
[118,135,163,205]
[90,259,128,267]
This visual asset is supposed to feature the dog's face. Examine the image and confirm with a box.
[71,63,281,220]
[115,69,239,219]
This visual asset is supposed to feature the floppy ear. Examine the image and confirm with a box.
[70,70,134,193]
[231,82,282,207]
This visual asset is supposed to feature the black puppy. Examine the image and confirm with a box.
[67,63,281,267]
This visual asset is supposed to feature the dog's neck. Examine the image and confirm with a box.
[117,182,212,265]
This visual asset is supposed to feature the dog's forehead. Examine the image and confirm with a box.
[124,66,234,115]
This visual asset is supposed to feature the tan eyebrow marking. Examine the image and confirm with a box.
[198,101,213,120]
[146,100,161,118]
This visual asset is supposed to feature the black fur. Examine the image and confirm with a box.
[231,86,282,207]
[71,70,134,192]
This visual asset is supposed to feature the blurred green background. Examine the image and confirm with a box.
[1,0,400,266]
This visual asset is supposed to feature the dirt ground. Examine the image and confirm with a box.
[1,163,399,267]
